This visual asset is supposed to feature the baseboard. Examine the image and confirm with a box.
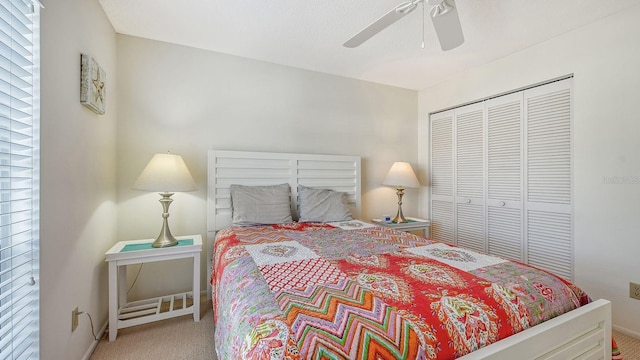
[613,324,640,339]
[81,319,108,360]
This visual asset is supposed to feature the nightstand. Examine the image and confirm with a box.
[105,234,202,341]
[371,217,431,237]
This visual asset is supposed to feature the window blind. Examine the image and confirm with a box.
[0,0,40,359]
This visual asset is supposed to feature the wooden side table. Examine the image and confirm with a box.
[105,234,202,341]
[371,217,431,237]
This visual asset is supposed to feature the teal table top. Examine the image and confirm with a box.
[120,238,194,252]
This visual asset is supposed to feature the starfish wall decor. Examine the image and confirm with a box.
[80,53,106,115]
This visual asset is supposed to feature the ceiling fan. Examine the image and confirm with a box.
[343,0,464,51]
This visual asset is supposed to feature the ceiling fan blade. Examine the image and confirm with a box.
[430,1,464,51]
[343,2,417,48]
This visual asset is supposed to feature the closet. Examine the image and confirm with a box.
[430,78,573,280]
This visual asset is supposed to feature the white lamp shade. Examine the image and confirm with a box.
[382,161,420,188]
[133,153,197,192]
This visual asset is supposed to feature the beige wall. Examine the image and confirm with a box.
[115,35,419,300]
[40,0,117,359]
[40,3,638,358]
[418,5,640,336]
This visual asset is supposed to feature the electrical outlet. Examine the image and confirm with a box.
[71,307,79,332]
[630,282,640,301]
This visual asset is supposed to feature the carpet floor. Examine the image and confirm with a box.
[615,330,640,360]
[90,298,639,360]
[90,296,217,360]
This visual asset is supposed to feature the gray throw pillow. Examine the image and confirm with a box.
[230,184,292,226]
[297,185,353,223]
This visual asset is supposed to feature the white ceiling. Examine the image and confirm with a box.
[98,0,640,91]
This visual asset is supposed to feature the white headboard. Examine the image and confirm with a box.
[206,150,361,267]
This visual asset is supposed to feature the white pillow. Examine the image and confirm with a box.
[297,185,353,223]
[230,184,292,226]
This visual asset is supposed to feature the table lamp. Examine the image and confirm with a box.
[382,161,420,223]
[133,153,197,247]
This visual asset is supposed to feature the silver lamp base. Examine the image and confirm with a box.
[152,192,179,248]
[391,187,408,223]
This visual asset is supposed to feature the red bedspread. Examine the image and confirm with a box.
[211,222,613,359]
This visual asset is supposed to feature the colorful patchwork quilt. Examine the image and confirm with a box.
[211,222,609,359]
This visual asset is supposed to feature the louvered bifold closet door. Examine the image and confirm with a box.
[430,110,454,245]
[455,103,485,253]
[485,93,524,261]
[524,79,573,281]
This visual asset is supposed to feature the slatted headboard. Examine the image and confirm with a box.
[206,150,362,277]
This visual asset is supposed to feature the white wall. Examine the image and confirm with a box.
[418,5,640,336]
[40,1,117,359]
[115,35,419,300]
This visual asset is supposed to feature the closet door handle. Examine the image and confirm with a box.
[466,199,471,204]
[501,201,506,206]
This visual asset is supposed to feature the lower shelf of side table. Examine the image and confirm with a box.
[117,292,196,329]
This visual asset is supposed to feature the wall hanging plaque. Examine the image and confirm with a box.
[80,53,106,115]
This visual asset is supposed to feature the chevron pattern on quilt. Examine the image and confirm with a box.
[233,226,295,244]
[276,279,427,359]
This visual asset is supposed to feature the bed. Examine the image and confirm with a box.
[208,150,613,360]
